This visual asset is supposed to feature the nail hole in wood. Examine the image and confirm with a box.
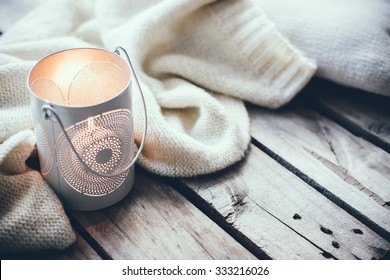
[332,241,340,249]
[321,252,333,259]
[293,213,301,220]
[353,229,363,235]
[320,225,333,235]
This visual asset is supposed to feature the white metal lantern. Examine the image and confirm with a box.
[28,47,147,211]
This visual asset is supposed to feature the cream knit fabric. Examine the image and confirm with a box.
[256,0,390,96]
[0,0,316,253]
[0,130,76,253]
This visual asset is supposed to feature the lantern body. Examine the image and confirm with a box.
[28,48,136,211]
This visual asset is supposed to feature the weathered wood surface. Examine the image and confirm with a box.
[2,232,101,260]
[248,101,390,238]
[182,143,390,260]
[70,169,256,260]
[6,79,390,260]
[302,79,390,153]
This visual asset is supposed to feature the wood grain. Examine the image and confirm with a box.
[182,144,390,260]
[248,101,390,236]
[302,79,390,152]
[61,232,102,260]
[70,169,256,260]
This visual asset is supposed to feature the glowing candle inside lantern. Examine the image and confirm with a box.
[28,47,146,211]
[53,60,88,103]
[87,117,96,134]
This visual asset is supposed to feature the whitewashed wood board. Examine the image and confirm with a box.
[183,144,390,260]
[71,171,256,260]
[249,103,390,234]
[305,81,390,149]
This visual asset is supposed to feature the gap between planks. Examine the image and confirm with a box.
[167,178,272,260]
[69,168,257,260]
[67,211,112,260]
[248,99,390,241]
[170,176,337,260]
[251,136,390,242]
[301,78,390,153]
[179,143,390,260]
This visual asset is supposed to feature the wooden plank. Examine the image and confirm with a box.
[70,169,256,260]
[1,232,101,260]
[59,232,102,260]
[182,153,327,259]
[182,144,390,260]
[248,101,390,236]
[302,79,390,153]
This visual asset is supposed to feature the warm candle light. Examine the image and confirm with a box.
[87,117,96,135]
[53,60,87,103]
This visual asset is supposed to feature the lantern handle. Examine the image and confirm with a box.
[41,47,147,178]
[114,46,148,171]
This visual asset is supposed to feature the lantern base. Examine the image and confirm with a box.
[56,166,135,211]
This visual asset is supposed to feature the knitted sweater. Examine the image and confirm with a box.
[0,0,316,253]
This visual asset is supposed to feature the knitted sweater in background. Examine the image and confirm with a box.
[0,0,316,253]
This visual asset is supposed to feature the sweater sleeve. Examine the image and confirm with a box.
[144,0,316,109]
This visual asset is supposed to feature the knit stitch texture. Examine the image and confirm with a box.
[256,0,390,96]
[0,0,315,253]
[0,131,76,254]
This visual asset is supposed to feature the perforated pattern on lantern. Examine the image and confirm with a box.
[31,78,64,104]
[56,109,134,196]
[68,61,128,106]
[34,121,53,175]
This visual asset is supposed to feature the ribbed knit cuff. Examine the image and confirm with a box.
[210,0,316,108]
